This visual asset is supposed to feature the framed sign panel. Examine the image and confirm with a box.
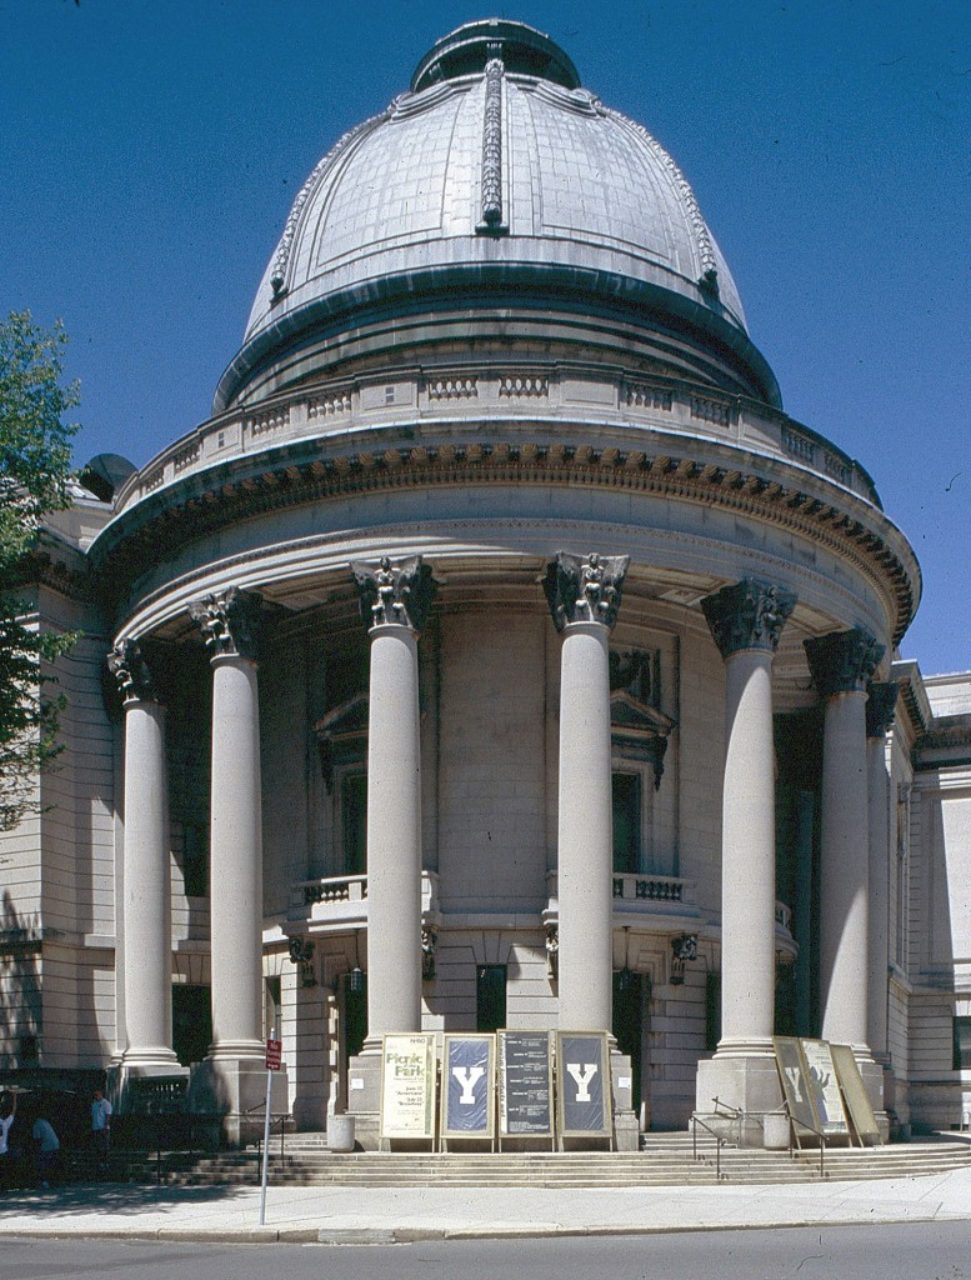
[497,1030,554,1138]
[441,1034,495,1140]
[556,1031,612,1139]
[773,1036,818,1136]
[379,1033,437,1140]
[831,1043,880,1143]
[799,1038,849,1136]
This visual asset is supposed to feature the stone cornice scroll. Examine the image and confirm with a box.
[107,638,160,705]
[189,586,263,661]
[701,577,796,659]
[544,551,629,632]
[866,681,899,738]
[351,555,436,634]
[805,626,884,698]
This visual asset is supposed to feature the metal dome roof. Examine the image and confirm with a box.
[218,21,777,411]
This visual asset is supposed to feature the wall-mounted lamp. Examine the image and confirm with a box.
[421,926,437,981]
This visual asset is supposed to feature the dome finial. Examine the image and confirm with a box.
[411,19,580,93]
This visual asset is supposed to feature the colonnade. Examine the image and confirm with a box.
[108,557,898,1121]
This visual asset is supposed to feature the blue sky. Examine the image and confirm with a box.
[3,0,969,672]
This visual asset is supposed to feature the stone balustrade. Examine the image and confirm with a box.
[289,870,440,931]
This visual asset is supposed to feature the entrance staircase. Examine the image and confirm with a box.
[147,1130,971,1189]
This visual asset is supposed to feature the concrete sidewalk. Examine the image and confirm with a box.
[2,1165,971,1244]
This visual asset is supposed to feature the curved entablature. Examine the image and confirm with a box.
[91,411,919,648]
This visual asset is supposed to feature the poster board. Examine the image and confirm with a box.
[831,1043,880,1143]
[556,1031,612,1139]
[441,1034,495,1140]
[773,1036,818,1136]
[497,1030,554,1138]
[799,1038,850,1136]
[379,1033,437,1140]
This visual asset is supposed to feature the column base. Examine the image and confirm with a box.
[855,1049,889,1143]
[345,1053,381,1150]
[695,1051,783,1147]
[610,1050,639,1152]
[188,1056,289,1148]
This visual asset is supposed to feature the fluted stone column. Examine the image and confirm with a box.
[545,551,629,1033]
[805,628,884,1058]
[107,639,182,1075]
[694,580,795,1131]
[866,682,898,1062]
[351,556,435,1052]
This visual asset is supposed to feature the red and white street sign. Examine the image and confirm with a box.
[265,1038,282,1070]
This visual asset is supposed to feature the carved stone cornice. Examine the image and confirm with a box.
[701,577,796,659]
[188,586,263,661]
[804,627,884,697]
[107,638,160,705]
[544,551,629,632]
[866,681,899,738]
[90,434,918,647]
[351,555,436,634]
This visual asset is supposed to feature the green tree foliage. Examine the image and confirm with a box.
[0,311,79,830]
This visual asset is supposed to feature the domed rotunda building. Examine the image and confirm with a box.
[10,20,971,1150]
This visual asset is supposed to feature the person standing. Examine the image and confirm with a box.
[0,1091,17,1191]
[90,1088,112,1177]
[31,1116,60,1188]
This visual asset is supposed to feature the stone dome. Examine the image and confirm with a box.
[215,20,779,412]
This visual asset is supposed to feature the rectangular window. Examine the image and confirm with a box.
[182,822,209,898]
[172,984,212,1066]
[477,964,507,1033]
[342,772,367,875]
[612,772,641,874]
[953,1017,971,1071]
[705,972,721,1051]
[265,976,282,1039]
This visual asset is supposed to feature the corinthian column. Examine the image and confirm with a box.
[107,639,182,1074]
[805,627,884,1056]
[866,681,898,1061]
[189,588,266,1073]
[545,551,629,1032]
[351,556,435,1050]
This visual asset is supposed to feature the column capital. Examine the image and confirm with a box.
[866,681,899,738]
[107,638,162,705]
[189,586,263,661]
[804,627,884,697]
[701,578,796,659]
[543,551,629,632]
[351,555,436,634]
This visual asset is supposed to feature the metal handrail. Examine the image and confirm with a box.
[245,1104,288,1163]
[691,1113,728,1181]
[783,1101,826,1178]
[710,1095,744,1147]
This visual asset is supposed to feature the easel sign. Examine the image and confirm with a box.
[441,1034,495,1144]
[800,1038,850,1137]
[831,1043,880,1144]
[379,1032,437,1141]
[498,1030,554,1144]
[773,1036,817,1139]
[556,1031,612,1141]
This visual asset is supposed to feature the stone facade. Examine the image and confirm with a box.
[2,20,969,1146]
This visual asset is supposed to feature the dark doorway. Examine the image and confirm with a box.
[613,970,644,1113]
[172,984,212,1066]
[476,964,507,1032]
[344,971,367,1059]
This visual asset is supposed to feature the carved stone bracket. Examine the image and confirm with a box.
[288,936,317,988]
[351,555,436,634]
[866,681,899,738]
[701,577,796,659]
[544,551,629,632]
[804,626,884,697]
[421,926,437,982]
[669,932,698,985]
[545,923,559,982]
[107,638,160,704]
[189,586,263,661]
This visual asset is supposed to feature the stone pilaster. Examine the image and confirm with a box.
[187,588,272,1141]
[866,682,898,1063]
[695,579,795,1133]
[351,556,434,1055]
[804,628,884,1064]
[107,639,182,1078]
[545,551,629,1034]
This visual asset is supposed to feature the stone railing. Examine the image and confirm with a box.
[289,871,440,928]
[545,870,699,922]
[114,366,878,513]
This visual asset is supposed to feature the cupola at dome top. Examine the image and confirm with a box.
[410,19,580,92]
[216,19,780,413]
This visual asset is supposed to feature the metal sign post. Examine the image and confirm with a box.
[259,1031,282,1226]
